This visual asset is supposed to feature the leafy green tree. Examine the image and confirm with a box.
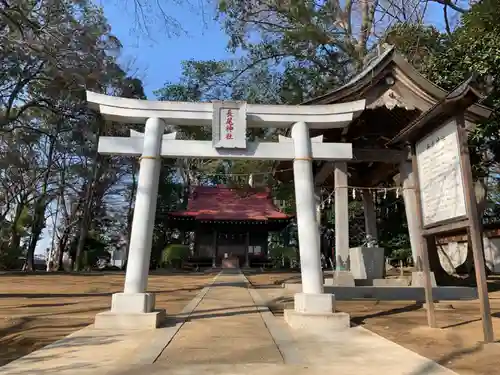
[162,244,190,269]
[385,1,500,207]
[0,0,152,271]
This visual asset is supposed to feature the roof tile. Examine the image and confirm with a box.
[168,186,292,221]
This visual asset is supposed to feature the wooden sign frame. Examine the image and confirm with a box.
[388,78,494,342]
[410,113,493,342]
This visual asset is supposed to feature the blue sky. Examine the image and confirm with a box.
[100,0,232,98]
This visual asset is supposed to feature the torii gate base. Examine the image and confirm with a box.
[284,294,350,332]
[95,293,164,329]
[86,92,365,331]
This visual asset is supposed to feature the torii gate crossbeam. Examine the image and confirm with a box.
[97,137,353,160]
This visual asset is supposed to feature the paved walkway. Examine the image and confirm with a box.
[0,270,460,375]
[156,271,283,365]
[125,270,458,375]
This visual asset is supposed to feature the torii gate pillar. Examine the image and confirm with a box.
[283,122,351,331]
[290,122,324,295]
[94,118,167,329]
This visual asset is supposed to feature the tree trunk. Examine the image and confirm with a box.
[430,178,488,283]
[462,178,488,276]
[56,207,75,271]
[74,123,102,271]
[57,229,70,271]
[73,179,95,271]
[55,168,69,271]
[427,236,462,285]
[10,202,25,258]
[47,194,61,272]
[474,178,487,221]
[26,125,59,271]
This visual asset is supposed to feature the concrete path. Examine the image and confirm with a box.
[287,325,456,374]
[156,270,283,365]
[0,270,460,375]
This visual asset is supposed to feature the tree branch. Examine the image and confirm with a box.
[428,0,468,14]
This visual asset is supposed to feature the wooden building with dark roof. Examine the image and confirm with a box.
[167,185,293,267]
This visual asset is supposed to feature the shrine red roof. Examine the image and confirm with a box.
[168,186,292,221]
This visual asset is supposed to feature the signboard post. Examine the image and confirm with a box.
[456,115,494,343]
[412,118,493,341]
[413,119,469,329]
[413,118,492,340]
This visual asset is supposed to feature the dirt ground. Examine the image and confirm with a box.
[0,271,214,367]
[245,271,500,375]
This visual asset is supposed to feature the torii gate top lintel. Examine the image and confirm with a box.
[85,91,366,129]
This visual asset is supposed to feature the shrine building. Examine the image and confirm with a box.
[167,185,293,267]
[275,44,492,282]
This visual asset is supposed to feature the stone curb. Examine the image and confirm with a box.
[0,325,96,370]
[240,271,304,365]
[350,326,460,374]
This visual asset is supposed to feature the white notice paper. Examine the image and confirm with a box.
[415,120,467,226]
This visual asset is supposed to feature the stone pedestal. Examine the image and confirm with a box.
[325,270,355,286]
[94,293,165,329]
[95,310,165,329]
[349,246,385,280]
[111,292,155,313]
[284,292,350,332]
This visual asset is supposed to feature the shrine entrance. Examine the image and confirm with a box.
[218,232,246,260]
[85,90,365,330]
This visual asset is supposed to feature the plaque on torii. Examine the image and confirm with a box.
[212,101,247,149]
[210,100,325,153]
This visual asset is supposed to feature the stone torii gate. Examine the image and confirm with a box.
[86,91,365,330]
